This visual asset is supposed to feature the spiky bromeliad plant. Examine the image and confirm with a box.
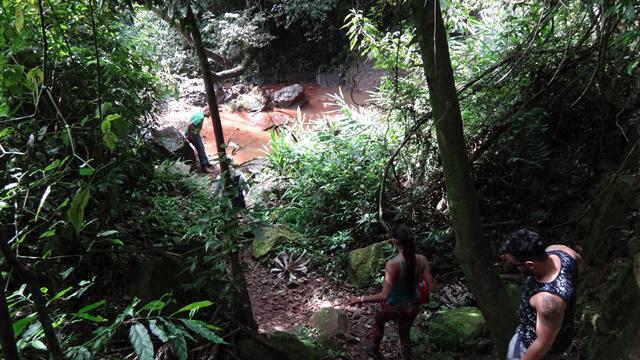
[271,251,310,282]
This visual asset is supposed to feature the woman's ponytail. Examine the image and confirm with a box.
[393,225,417,294]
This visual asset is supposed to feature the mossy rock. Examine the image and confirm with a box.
[348,241,387,288]
[268,331,327,360]
[429,307,487,351]
[252,224,301,259]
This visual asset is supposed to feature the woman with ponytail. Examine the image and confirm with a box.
[349,225,438,359]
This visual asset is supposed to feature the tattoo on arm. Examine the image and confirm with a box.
[540,295,563,329]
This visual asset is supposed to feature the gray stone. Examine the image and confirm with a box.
[344,60,387,92]
[312,307,348,341]
[272,84,306,108]
[429,307,487,351]
[150,126,196,166]
[232,93,266,112]
[316,73,343,87]
[348,241,387,288]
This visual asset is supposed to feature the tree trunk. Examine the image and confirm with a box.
[411,0,517,355]
[185,4,258,330]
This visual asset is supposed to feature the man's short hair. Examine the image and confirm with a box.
[500,229,548,262]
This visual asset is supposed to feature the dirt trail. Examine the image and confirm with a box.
[243,249,432,360]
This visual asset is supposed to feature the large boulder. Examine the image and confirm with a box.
[348,241,387,288]
[150,126,196,165]
[272,84,306,108]
[429,307,487,351]
[236,332,326,360]
[232,93,267,112]
[252,224,301,259]
[344,60,386,92]
[311,307,348,342]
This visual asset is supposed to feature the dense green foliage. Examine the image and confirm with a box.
[1,0,639,358]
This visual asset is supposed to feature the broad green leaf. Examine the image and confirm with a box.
[79,168,94,176]
[27,68,44,85]
[172,333,187,360]
[31,339,47,351]
[50,287,73,302]
[77,299,105,314]
[12,314,37,336]
[170,300,213,317]
[148,320,168,342]
[39,229,56,239]
[67,189,90,233]
[15,7,24,32]
[111,239,124,247]
[35,185,51,221]
[129,323,154,360]
[75,313,106,323]
[142,300,166,312]
[102,131,118,151]
[180,319,226,344]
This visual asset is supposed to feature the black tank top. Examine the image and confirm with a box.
[517,250,577,353]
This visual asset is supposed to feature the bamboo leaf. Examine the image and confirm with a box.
[35,185,51,221]
[170,300,213,317]
[67,189,90,233]
[180,319,227,344]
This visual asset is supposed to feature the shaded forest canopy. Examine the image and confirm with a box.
[1,0,639,359]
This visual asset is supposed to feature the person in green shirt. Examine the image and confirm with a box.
[185,107,213,173]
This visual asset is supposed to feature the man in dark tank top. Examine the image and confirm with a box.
[500,229,583,360]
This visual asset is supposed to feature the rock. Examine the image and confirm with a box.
[150,126,196,166]
[252,224,302,259]
[344,60,387,92]
[232,93,267,112]
[316,73,343,87]
[348,241,387,288]
[268,331,326,360]
[272,84,306,108]
[312,307,348,342]
[428,307,488,351]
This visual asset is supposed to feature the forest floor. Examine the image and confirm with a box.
[242,247,435,360]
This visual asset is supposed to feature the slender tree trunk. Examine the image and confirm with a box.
[0,273,20,360]
[0,239,63,360]
[185,4,258,330]
[411,0,517,355]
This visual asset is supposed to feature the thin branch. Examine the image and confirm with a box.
[88,0,102,122]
